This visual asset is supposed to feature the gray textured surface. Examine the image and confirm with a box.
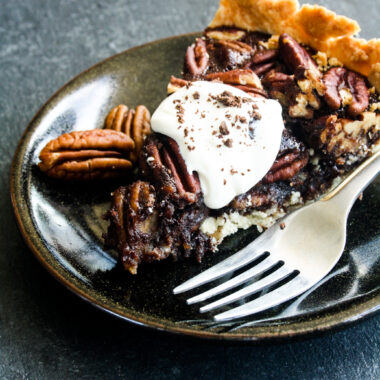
[1,0,379,379]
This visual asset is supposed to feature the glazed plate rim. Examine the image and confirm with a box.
[10,33,380,341]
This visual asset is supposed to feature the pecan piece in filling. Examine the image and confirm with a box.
[140,134,201,205]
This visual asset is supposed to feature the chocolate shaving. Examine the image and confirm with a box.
[212,91,243,107]
[224,139,233,147]
[193,91,200,99]
[219,121,229,135]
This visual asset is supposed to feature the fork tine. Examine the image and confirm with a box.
[187,255,277,305]
[213,275,311,321]
[173,228,275,294]
[200,265,291,313]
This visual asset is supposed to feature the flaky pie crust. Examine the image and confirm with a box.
[209,0,380,91]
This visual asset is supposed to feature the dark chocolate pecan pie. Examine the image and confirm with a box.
[105,0,380,274]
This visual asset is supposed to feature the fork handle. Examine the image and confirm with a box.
[322,150,380,212]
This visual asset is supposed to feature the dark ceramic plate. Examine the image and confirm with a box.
[10,34,380,341]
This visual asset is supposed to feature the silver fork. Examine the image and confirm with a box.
[173,150,380,322]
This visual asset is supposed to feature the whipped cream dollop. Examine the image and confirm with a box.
[151,81,284,209]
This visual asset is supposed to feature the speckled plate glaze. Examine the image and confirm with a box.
[10,34,380,341]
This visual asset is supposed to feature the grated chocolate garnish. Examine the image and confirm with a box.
[219,121,229,135]
[224,138,233,147]
[212,91,243,107]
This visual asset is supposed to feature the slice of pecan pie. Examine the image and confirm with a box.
[105,0,380,274]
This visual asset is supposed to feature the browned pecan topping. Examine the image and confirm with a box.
[231,190,271,210]
[185,38,209,76]
[105,104,152,162]
[141,135,201,204]
[252,49,278,65]
[323,67,370,117]
[205,69,267,97]
[128,179,156,213]
[263,152,309,183]
[213,39,253,54]
[279,34,321,82]
[38,129,134,180]
[248,49,279,76]
[205,68,262,88]
[262,71,295,93]
[279,33,325,108]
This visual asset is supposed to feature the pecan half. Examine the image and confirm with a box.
[185,38,209,76]
[278,34,324,116]
[323,67,369,117]
[263,129,309,183]
[213,39,253,54]
[140,134,201,204]
[38,129,134,180]
[105,104,152,162]
[248,49,279,77]
[263,152,309,183]
[279,34,322,86]
[205,69,262,89]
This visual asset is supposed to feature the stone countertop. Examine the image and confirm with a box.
[1,0,379,379]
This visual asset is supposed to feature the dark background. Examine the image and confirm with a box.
[1,1,379,379]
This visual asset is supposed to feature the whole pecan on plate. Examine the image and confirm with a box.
[38,129,134,180]
[323,67,370,118]
[140,134,201,205]
[105,104,152,162]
